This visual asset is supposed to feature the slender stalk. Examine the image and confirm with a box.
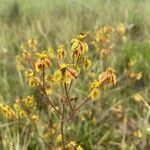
[142,98,150,110]
[42,66,45,87]
[39,82,62,115]
[76,97,90,111]
[100,59,106,109]
[42,67,51,125]
[64,83,74,112]
[62,97,90,122]
[68,80,73,93]
[100,87,104,109]
[61,103,65,150]
[43,89,62,115]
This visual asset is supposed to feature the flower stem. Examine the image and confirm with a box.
[61,103,65,150]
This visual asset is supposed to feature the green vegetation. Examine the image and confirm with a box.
[0,0,149,149]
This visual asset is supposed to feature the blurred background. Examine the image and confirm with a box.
[0,0,149,149]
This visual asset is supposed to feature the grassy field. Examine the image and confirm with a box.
[0,0,150,149]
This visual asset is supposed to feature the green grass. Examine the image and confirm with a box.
[0,0,150,149]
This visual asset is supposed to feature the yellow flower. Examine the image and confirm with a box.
[9,142,14,150]
[2,105,15,119]
[133,129,143,138]
[28,76,40,87]
[16,64,24,71]
[79,41,88,54]
[90,80,100,89]
[53,64,78,84]
[34,58,51,72]
[60,63,68,70]
[45,74,53,82]
[28,38,38,48]
[133,93,144,102]
[77,33,87,40]
[77,145,83,150]
[67,68,78,80]
[73,65,80,74]
[13,99,20,112]
[34,60,44,72]
[16,55,24,71]
[128,59,136,67]
[22,50,31,60]
[135,72,142,80]
[94,26,113,45]
[63,72,72,84]
[18,110,27,119]
[71,33,88,55]
[89,88,100,100]
[56,134,62,144]
[57,45,66,59]
[71,39,80,51]
[23,95,37,109]
[47,47,55,58]
[25,69,34,77]
[66,141,76,150]
[117,23,125,35]
[129,72,136,79]
[53,69,62,83]
[15,55,21,63]
[36,51,48,60]
[83,57,92,70]
[100,48,112,59]
[128,71,142,80]
[99,68,117,86]
[71,49,80,59]
[31,114,39,123]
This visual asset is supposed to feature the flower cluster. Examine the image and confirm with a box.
[1,28,119,149]
[53,63,79,84]
[0,103,15,119]
[124,58,143,81]
[0,95,39,123]
[66,141,83,150]
[117,23,126,35]
[92,24,126,59]
[71,33,88,57]
[89,67,117,100]
[35,51,51,72]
